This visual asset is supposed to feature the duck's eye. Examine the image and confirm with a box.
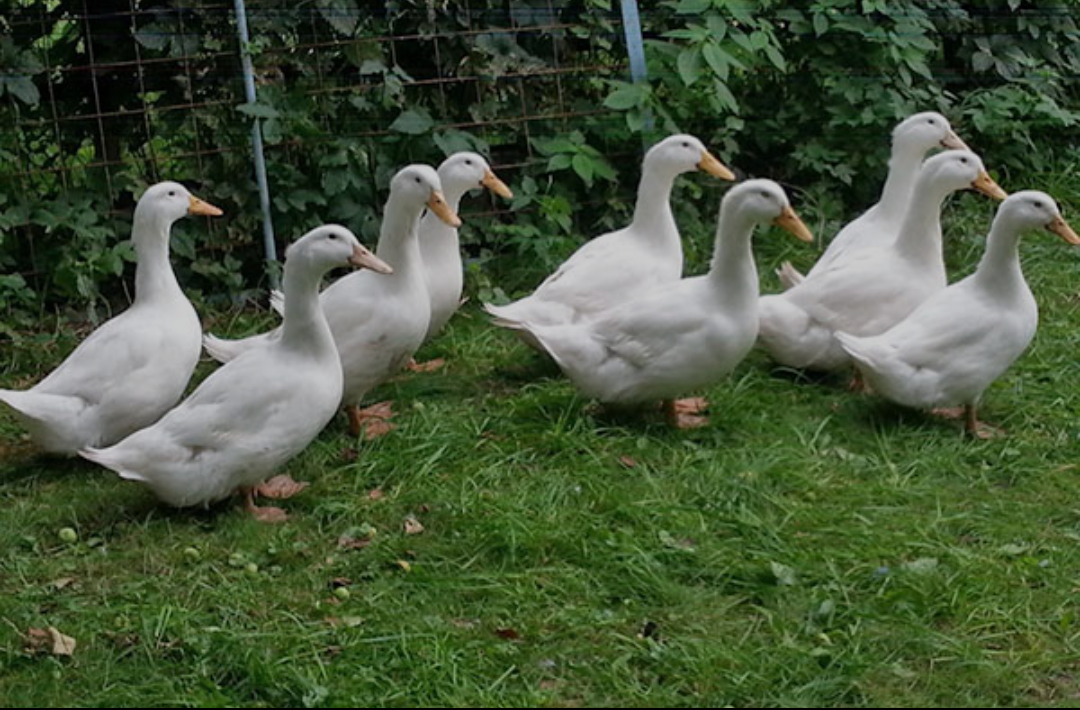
[760,191,770,199]
[681,142,690,148]
[465,159,473,166]
[927,119,935,125]
[959,157,968,164]
[328,233,338,240]
[1034,201,1045,210]
[415,177,422,184]
[168,190,177,197]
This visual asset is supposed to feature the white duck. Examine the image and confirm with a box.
[758,150,1007,374]
[80,226,392,522]
[412,152,512,342]
[483,134,734,333]
[0,182,221,454]
[837,192,1079,437]
[777,111,969,288]
[500,180,812,428]
[203,165,460,435]
[266,152,512,347]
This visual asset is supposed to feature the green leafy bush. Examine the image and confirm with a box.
[1,0,1077,323]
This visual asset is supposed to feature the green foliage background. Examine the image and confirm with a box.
[1,0,1078,325]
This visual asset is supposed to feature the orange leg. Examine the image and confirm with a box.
[240,486,288,523]
[662,398,709,429]
[965,404,1003,439]
[933,404,1003,439]
[347,405,363,437]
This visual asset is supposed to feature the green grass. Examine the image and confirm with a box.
[4,195,1080,707]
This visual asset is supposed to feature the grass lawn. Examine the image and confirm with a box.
[3,193,1080,706]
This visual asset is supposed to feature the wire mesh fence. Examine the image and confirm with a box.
[1,0,635,305]
[4,1,1079,316]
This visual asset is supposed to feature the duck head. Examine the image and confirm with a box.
[134,181,222,228]
[285,224,392,275]
[644,134,735,180]
[391,164,462,228]
[724,179,813,242]
[919,150,1007,201]
[438,152,513,200]
[893,111,969,154]
[995,191,1080,244]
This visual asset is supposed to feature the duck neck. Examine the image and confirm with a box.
[874,144,924,222]
[973,217,1026,295]
[707,206,758,310]
[280,256,335,355]
[441,182,468,213]
[420,183,465,256]
[629,165,678,243]
[892,178,949,265]
[375,193,424,288]
[131,209,183,305]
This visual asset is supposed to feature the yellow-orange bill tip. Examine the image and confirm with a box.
[772,206,814,242]
[480,170,513,199]
[971,171,1008,201]
[697,151,736,181]
[427,191,462,227]
[188,195,223,217]
[349,245,393,274]
[1047,215,1080,245]
[940,130,970,151]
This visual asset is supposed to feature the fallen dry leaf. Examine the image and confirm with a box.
[367,488,385,501]
[325,616,365,628]
[23,628,50,654]
[341,447,359,463]
[403,516,424,535]
[25,627,76,656]
[394,559,412,573]
[494,627,521,641]
[329,577,351,589]
[337,534,372,551]
[50,577,76,590]
[618,455,637,469]
[418,503,432,514]
[451,617,479,629]
[255,474,309,500]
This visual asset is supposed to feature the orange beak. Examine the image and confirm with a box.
[697,151,736,181]
[971,171,1008,201]
[427,190,462,227]
[348,244,393,274]
[188,194,223,217]
[1047,215,1080,245]
[772,205,814,242]
[480,169,513,199]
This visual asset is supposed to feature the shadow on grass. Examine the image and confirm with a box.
[0,448,103,487]
[843,397,970,438]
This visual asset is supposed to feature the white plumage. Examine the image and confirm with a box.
[0,182,221,454]
[837,191,1079,435]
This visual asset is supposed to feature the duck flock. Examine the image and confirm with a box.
[1,112,1076,522]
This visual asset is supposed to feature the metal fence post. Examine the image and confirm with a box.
[619,0,648,84]
[618,0,653,132]
[233,0,279,291]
